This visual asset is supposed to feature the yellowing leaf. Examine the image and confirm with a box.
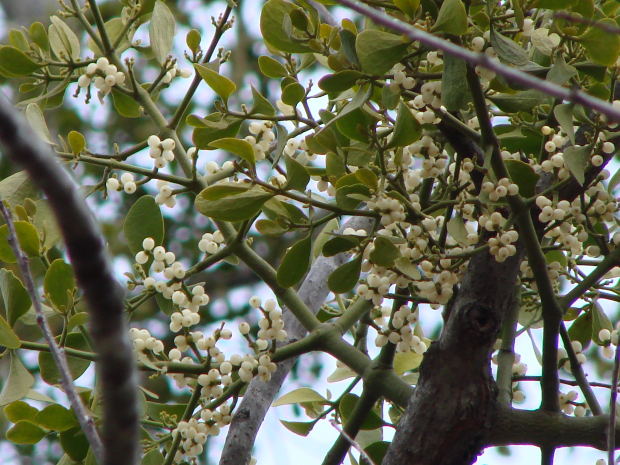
[273,387,328,406]
[209,137,255,165]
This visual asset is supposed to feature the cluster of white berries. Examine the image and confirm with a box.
[558,390,584,416]
[172,406,230,463]
[557,340,587,372]
[204,159,235,175]
[368,194,407,228]
[106,172,137,194]
[404,135,446,178]
[147,135,175,169]
[374,305,427,354]
[245,121,275,161]
[410,81,442,119]
[342,228,368,237]
[161,63,192,85]
[253,297,288,343]
[77,57,127,101]
[155,180,176,208]
[128,327,164,361]
[198,230,226,255]
[481,177,519,201]
[389,63,415,90]
[487,229,519,263]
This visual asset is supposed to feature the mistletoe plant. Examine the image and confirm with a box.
[0,1,619,465]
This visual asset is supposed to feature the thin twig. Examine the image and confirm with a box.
[328,419,376,465]
[0,202,104,462]
[609,344,620,464]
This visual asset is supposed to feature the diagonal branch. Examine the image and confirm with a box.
[0,96,139,465]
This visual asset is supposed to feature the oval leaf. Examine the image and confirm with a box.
[44,259,76,311]
[6,420,45,444]
[328,255,362,294]
[210,137,255,165]
[0,221,40,263]
[277,234,311,287]
[195,187,273,221]
[123,195,164,255]
[194,63,236,102]
[149,0,176,64]
[273,387,328,406]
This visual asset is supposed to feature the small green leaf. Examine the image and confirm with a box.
[318,70,363,93]
[67,312,89,331]
[258,55,288,78]
[280,419,315,436]
[6,420,45,444]
[195,187,273,221]
[489,90,547,112]
[339,393,384,430]
[369,236,400,267]
[29,22,49,52]
[579,20,620,66]
[0,315,20,349]
[0,46,41,77]
[273,387,328,406]
[123,195,164,255]
[490,28,528,67]
[142,448,165,465]
[545,250,567,268]
[250,86,276,116]
[433,0,467,35]
[149,0,176,64]
[394,0,420,16]
[256,219,287,236]
[0,353,34,406]
[60,427,89,461]
[44,259,76,311]
[442,53,470,111]
[447,215,468,246]
[186,29,201,54]
[389,102,421,147]
[4,400,38,422]
[39,332,91,385]
[355,168,378,190]
[281,81,305,106]
[568,311,592,349]
[0,269,31,326]
[394,257,421,280]
[504,159,539,198]
[34,404,78,431]
[194,63,236,102]
[591,303,613,345]
[364,441,391,464]
[67,131,85,155]
[355,29,409,75]
[393,351,423,374]
[335,184,370,210]
[48,16,80,61]
[277,234,312,287]
[0,221,40,263]
[192,115,242,149]
[284,156,310,191]
[322,236,360,257]
[260,0,313,53]
[328,255,362,294]
[0,172,37,206]
[563,145,589,185]
[210,137,255,165]
[111,88,142,118]
[25,103,53,144]
[553,104,575,145]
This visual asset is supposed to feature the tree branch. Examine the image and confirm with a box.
[0,96,139,465]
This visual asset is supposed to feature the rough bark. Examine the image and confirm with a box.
[219,217,374,465]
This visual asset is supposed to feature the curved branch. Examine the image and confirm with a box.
[0,97,139,465]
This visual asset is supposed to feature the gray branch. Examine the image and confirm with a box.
[219,216,374,465]
[0,95,139,465]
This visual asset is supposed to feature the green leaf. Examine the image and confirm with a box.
[318,70,363,93]
[328,255,362,294]
[0,269,31,326]
[393,351,423,374]
[322,236,359,257]
[447,214,468,246]
[194,63,236,102]
[124,195,164,255]
[355,29,409,75]
[149,0,176,64]
[186,29,201,54]
[504,159,539,198]
[394,257,421,280]
[280,419,315,436]
[0,172,37,206]
[0,46,41,77]
[490,28,528,67]
[282,81,305,106]
[364,441,390,464]
[195,187,273,221]
[258,55,288,78]
[568,311,592,349]
[0,221,40,263]
[433,0,467,35]
[369,237,400,267]
[210,137,255,165]
[441,53,470,111]
[0,353,34,406]
[6,420,45,444]
[32,199,61,250]
[335,184,370,210]
[250,86,276,116]
[142,449,165,465]
[111,88,142,118]
[563,145,589,185]
[60,427,89,461]
[4,400,38,422]
[29,22,49,52]
[34,404,78,431]
[489,90,547,112]
[339,393,384,430]
[39,332,91,385]
[25,103,53,144]
[192,115,242,149]
[277,234,312,287]
[0,315,20,349]
[394,0,420,16]
[591,303,613,344]
[256,219,287,236]
[389,102,421,147]
[260,0,313,53]
[545,249,567,268]
[284,156,310,191]
[273,387,328,406]
[88,18,133,56]
[553,104,575,145]
[355,168,378,190]
[44,259,76,311]
[579,20,620,66]
[48,16,80,61]
[67,131,85,155]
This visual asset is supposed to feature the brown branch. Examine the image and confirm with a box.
[0,96,139,465]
